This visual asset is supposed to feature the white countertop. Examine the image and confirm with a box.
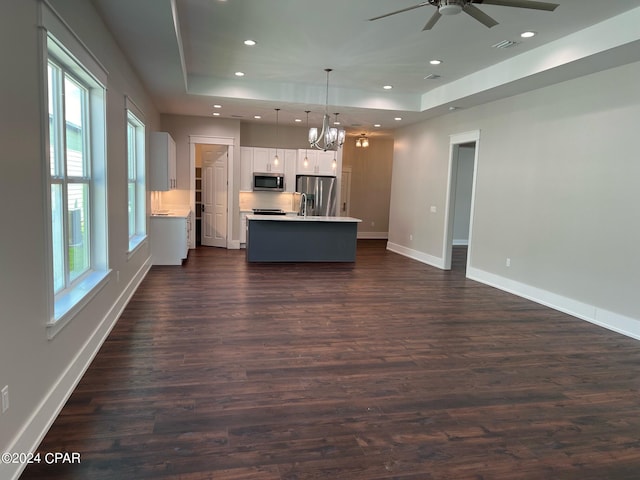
[246,215,361,223]
[151,208,191,218]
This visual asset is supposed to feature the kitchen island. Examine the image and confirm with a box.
[246,215,362,262]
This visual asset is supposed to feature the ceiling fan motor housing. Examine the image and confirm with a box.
[439,0,464,15]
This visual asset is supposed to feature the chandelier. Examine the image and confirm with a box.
[355,133,369,148]
[308,69,346,151]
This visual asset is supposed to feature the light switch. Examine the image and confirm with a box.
[430,206,437,213]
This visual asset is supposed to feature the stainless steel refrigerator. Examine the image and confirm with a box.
[295,175,337,216]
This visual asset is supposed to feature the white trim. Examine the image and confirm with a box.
[125,95,145,123]
[386,241,446,269]
[467,266,640,341]
[1,259,151,480]
[49,269,111,338]
[453,239,469,246]
[358,231,389,240]
[384,243,640,341]
[443,130,480,271]
[188,136,235,249]
[40,1,108,86]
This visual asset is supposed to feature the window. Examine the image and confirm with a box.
[42,4,109,337]
[48,61,92,291]
[126,108,146,251]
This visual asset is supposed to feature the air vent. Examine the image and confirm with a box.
[231,115,244,118]
[424,73,441,80]
[492,40,519,49]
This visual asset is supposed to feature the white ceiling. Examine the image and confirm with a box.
[92,0,640,136]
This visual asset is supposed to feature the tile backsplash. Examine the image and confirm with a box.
[239,191,298,212]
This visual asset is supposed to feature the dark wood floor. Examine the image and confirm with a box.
[22,241,640,479]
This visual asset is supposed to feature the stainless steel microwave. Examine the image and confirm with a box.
[253,173,285,191]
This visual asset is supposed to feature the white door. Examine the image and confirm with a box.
[202,147,228,247]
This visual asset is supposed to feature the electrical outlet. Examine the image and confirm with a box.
[1,385,8,413]
[506,258,511,267]
[409,234,413,241]
[371,221,375,227]
[430,206,437,213]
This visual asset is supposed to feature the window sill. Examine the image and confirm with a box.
[128,234,147,258]
[47,269,110,339]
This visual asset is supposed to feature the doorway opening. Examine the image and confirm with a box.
[443,130,480,273]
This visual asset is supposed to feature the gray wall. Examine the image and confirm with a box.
[0,0,159,476]
[389,59,640,334]
[342,136,394,236]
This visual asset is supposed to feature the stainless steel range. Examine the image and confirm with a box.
[252,208,286,216]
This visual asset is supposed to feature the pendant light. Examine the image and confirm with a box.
[304,111,310,168]
[308,69,346,151]
[273,108,280,166]
[355,133,369,148]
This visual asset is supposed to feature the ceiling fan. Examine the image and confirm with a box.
[369,0,560,31]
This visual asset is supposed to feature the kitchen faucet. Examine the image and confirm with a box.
[299,193,307,217]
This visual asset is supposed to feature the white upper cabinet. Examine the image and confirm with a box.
[150,132,177,191]
[252,147,284,174]
[240,147,253,192]
[297,149,337,176]
[317,150,338,176]
[241,147,296,191]
[284,149,297,192]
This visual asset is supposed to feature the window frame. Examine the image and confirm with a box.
[40,2,110,338]
[126,103,147,253]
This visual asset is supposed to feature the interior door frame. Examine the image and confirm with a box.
[189,135,235,249]
[340,166,352,217]
[442,130,480,271]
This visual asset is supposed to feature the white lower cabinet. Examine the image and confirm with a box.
[240,212,248,246]
[150,212,190,265]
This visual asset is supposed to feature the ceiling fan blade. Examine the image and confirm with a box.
[474,0,559,12]
[368,2,430,21]
[423,11,442,30]
[464,4,499,28]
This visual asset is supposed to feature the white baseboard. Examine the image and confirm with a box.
[383,243,640,341]
[386,241,446,269]
[227,240,241,250]
[2,258,152,480]
[467,266,640,341]
[358,231,389,240]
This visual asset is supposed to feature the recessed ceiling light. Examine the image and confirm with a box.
[235,71,245,77]
[429,59,442,65]
[243,39,257,46]
[295,118,302,123]
[394,117,402,121]
[213,104,222,108]
[383,85,393,90]
[254,115,261,119]
[374,124,381,128]
[521,31,536,38]
[212,112,220,116]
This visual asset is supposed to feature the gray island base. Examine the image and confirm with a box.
[246,215,362,262]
